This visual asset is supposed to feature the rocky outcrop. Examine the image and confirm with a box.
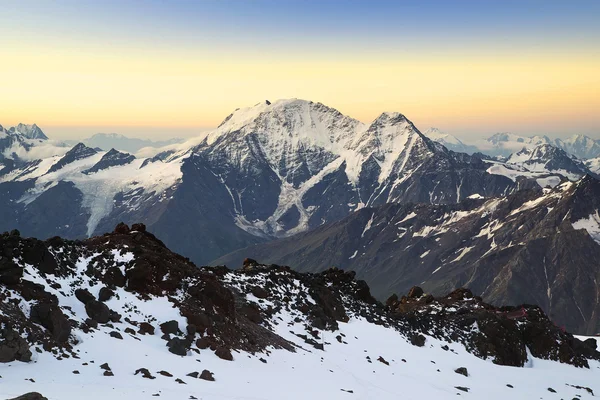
[0,224,597,372]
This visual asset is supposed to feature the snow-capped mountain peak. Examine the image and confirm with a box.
[210,98,364,151]
[10,123,48,140]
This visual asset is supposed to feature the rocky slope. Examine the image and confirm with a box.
[216,175,600,335]
[0,224,598,399]
[0,100,521,264]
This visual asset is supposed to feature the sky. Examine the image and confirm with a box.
[1,0,599,141]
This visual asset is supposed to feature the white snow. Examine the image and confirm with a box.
[451,246,474,263]
[1,259,599,400]
[572,212,600,244]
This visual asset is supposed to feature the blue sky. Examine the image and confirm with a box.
[1,0,599,140]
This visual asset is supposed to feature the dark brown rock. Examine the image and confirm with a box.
[114,222,130,234]
[85,300,110,324]
[409,334,426,347]
[0,327,32,363]
[7,393,48,400]
[215,347,233,361]
[98,287,115,302]
[74,288,95,305]
[160,320,179,335]
[109,331,123,340]
[29,303,71,342]
[139,322,155,335]
[407,286,424,299]
[199,369,215,381]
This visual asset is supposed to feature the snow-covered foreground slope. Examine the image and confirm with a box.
[1,224,599,400]
[3,316,599,400]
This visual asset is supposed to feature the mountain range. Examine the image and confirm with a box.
[64,133,185,154]
[443,131,600,159]
[0,100,523,265]
[1,99,599,336]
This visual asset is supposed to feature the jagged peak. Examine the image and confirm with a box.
[371,111,409,125]
[69,142,95,152]
[12,123,48,140]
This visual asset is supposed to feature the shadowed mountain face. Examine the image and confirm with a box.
[0,100,520,264]
[215,175,600,335]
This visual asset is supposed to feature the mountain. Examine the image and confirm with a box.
[471,132,600,160]
[216,175,600,335]
[77,133,184,154]
[0,224,598,399]
[555,134,600,160]
[0,99,521,264]
[504,144,591,180]
[0,123,68,163]
[472,133,553,157]
[83,148,136,174]
[9,123,49,140]
[47,143,98,174]
[423,128,479,154]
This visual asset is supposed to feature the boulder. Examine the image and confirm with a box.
[409,333,426,347]
[214,347,233,361]
[407,286,424,299]
[251,286,269,299]
[85,300,110,324]
[0,327,32,363]
[109,331,123,340]
[98,287,115,302]
[199,369,215,381]
[131,223,146,232]
[29,303,71,342]
[167,338,188,356]
[0,255,23,284]
[21,241,58,275]
[135,368,155,379]
[584,338,597,351]
[7,393,48,400]
[139,322,155,335]
[114,222,130,234]
[74,288,95,305]
[196,337,210,349]
[160,320,180,335]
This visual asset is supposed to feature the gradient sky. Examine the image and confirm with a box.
[1,0,599,140]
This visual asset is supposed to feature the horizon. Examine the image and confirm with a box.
[2,97,598,143]
[1,1,599,141]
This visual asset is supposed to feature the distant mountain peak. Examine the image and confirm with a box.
[13,123,48,140]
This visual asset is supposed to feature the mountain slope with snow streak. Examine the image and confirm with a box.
[216,175,600,335]
[0,224,598,400]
